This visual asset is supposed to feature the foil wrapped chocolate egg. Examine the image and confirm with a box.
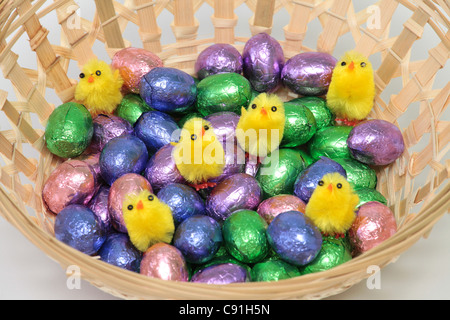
[143,144,186,192]
[191,263,250,284]
[281,52,337,96]
[173,215,222,264]
[42,159,98,214]
[348,201,397,257]
[196,73,252,117]
[355,187,387,208]
[140,67,196,114]
[243,32,284,93]
[206,173,262,222]
[288,96,334,130]
[114,93,153,126]
[252,259,301,282]
[205,111,240,143]
[222,209,269,263]
[108,173,152,233]
[45,102,93,159]
[256,148,306,199]
[209,142,245,184]
[333,157,377,190]
[195,43,243,80]
[300,236,352,275]
[111,47,163,94]
[88,185,113,235]
[134,111,180,154]
[293,156,346,203]
[98,233,142,272]
[91,114,133,153]
[308,125,353,161]
[140,243,189,281]
[54,204,106,255]
[257,194,306,224]
[266,211,322,266]
[347,120,405,166]
[281,102,317,147]
[157,183,205,226]
[99,134,149,185]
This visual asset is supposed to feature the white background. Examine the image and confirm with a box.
[0,1,449,300]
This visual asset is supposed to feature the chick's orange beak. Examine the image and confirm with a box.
[201,127,205,137]
[327,184,333,192]
[88,75,95,83]
[260,108,268,116]
[136,200,144,210]
[348,61,355,71]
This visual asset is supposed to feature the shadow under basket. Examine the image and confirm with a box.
[0,0,449,299]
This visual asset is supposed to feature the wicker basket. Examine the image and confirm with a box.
[0,0,448,300]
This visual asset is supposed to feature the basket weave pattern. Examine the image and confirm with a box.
[0,0,448,299]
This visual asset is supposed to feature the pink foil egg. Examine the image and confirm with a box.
[108,173,153,233]
[257,194,306,224]
[42,159,98,214]
[111,47,163,94]
[140,243,189,282]
[348,201,397,257]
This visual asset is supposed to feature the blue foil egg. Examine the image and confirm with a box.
[140,67,197,114]
[99,134,149,185]
[266,211,322,266]
[293,156,346,203]
[98,233,142,272]
[54,204,106,255]
[157,183,205,226]
[134,111,180,154]
[173,215,222,264]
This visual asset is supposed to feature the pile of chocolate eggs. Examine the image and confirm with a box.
[43,33,403,284]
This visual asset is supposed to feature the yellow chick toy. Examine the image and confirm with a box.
[74,59,124,117]
[122,190,175,252]
[305,172,359,238]
[235,93,285,161]
[326,51,375,126]
[172,117,225,191]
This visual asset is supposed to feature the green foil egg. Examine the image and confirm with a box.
[281,102,317,148]
[251,259,301,282]
[256,148,306,199]
[333,157,377,190]
[177,111,203,128]
[222,210,269,264]
[45,102,93,158]
[355,187,388,207]
[196,73,252,117]
[288,96,334,130]
[297,148,315,168]
[114,93,153,125]
[300,236,352,275]
[308,125,353,161]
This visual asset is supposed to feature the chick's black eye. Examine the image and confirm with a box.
[360,62,366,67]
[337,183,343,189]
[251,104,257,109]
[204,125,209,131]
[148,195,154,201]
[318,180,324,186]
[95,70,101,76]
[341,61,346,66]
[79,73,85,78]
[127,205,133,211]
[191,134,197,141]
[271,106,277,112]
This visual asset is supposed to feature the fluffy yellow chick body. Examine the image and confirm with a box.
[172,118,225,190]
[75,59,124,117]
[122,190,175,252]
[305,172,359,237]
[236,93,285,158]
[326,51,375,125]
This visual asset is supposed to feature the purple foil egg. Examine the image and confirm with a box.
[140,243,189,281]
[108,173,152,233]
[195,43,243,80]
[91,114,133,153]
[88,185,114,234]
[99,134,149,186]
[143,144,186,192]
[347,120,405,166]
[205,111,240,144]
[42,159,99,214]
[293,156,346,203]
[281,52,337,96]
[243,32,285,93]
[257,194,306,224]
[191,263,250,284]
[206,173,262,222]
[111,47,163,94]
[209,142,246,183]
